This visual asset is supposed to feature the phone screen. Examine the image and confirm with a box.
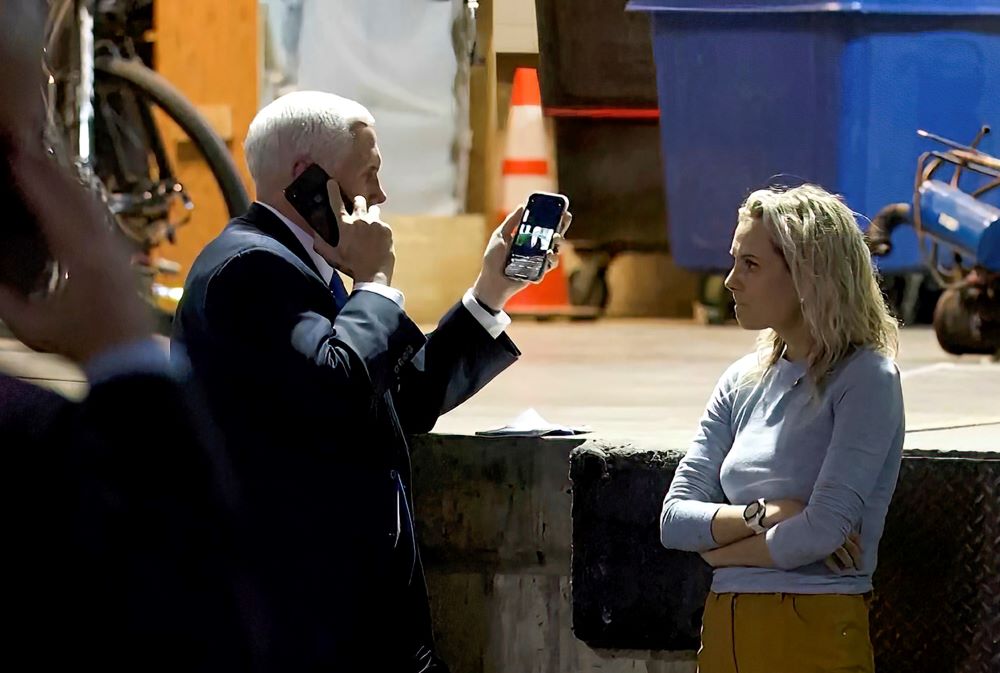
[504,193,567,281]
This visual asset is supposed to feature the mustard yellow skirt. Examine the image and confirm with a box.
[698,592,875,673]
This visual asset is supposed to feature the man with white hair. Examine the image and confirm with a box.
[172,91,568,671]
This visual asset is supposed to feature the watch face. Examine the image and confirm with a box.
[744,501,761,521]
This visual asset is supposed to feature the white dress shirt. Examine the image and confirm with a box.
[257,201,510,338]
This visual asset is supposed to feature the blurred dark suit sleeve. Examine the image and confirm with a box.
[0,370,254,672]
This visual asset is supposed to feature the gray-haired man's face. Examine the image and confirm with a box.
[327,124,387,209]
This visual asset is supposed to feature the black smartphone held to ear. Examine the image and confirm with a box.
[283,163,341,247]
[503,191,569,282]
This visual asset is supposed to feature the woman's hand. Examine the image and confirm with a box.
[825,532,863,574]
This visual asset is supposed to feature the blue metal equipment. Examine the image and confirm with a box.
[868,126,1000,356]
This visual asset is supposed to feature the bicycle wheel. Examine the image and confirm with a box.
[95,55,251,218]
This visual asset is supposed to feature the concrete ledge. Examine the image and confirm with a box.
[412,434,587,673]
[409,433,998,672]
[413,435,701,673]
[413,434,587,572]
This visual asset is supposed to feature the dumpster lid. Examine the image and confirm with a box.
[627,0,1000,15]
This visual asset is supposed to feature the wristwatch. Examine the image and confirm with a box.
[743,498,768,534]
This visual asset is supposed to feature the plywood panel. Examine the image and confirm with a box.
[494,0,538,54]
[152,0,258,290]
[466,0,497,219]
[389,214,487,325]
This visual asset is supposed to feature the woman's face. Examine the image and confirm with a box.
[724,217,802,333]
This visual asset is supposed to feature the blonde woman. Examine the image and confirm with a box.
[660,184,903,673]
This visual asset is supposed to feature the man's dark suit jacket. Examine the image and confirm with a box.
[0,371,252,671]
[172,203,520,670]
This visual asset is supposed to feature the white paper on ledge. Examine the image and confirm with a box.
[476,408,592,438]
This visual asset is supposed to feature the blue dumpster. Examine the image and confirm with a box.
[627,0,1000,273]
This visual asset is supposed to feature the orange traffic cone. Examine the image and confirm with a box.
[498,68,589,319]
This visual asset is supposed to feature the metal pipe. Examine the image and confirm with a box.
[76,0,95,164]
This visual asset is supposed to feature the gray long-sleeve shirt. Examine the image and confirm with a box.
[660,348,904,594]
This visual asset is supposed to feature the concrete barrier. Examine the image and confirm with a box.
[412,434,999,673]
[412,435,697,673]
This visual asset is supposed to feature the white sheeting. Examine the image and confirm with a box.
[265,0,467,215]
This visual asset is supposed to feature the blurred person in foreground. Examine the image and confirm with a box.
[0,2,251,669]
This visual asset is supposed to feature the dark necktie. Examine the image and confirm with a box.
[329,272,349,311]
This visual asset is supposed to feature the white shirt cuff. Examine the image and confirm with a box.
[462,289,511,339]
[355,282,405,309]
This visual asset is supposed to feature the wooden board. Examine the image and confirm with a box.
[151,0,259,289]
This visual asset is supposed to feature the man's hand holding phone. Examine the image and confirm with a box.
[312,180,395,286]
[472,204,572,312]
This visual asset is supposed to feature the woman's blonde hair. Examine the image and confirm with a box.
[739,183,899,388]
